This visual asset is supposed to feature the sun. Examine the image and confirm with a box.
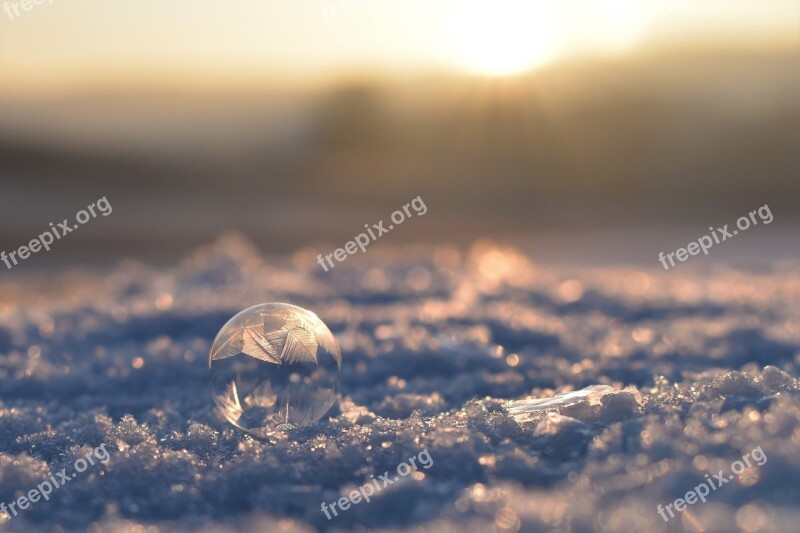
[449,0,561,77]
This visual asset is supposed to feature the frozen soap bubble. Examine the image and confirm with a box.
[209,303,342,437]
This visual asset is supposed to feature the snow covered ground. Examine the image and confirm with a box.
[1,235,799,532]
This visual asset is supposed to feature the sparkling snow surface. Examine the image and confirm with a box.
[1,235,799,532]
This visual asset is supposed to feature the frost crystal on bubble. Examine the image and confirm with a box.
[209,303,341,437]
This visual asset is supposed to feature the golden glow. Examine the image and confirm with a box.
[449,0,560,76]
[0,0,797,90]
[446,0,662,77]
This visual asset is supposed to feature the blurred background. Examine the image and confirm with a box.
[1,0,798,270]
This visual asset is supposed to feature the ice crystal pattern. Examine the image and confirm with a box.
[209,303,342,436]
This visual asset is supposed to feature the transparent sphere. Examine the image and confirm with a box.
[209,303,341,437]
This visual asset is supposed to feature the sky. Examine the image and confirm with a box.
[0,0,798,91]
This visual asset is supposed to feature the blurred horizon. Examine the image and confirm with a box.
[1,0,798,87]
[1,0,798,269]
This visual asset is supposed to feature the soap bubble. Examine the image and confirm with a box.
[209,303,341,437]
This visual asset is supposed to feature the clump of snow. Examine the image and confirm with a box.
[504,384,644,425]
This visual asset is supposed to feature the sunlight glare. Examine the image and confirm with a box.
[449,0,560,77]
